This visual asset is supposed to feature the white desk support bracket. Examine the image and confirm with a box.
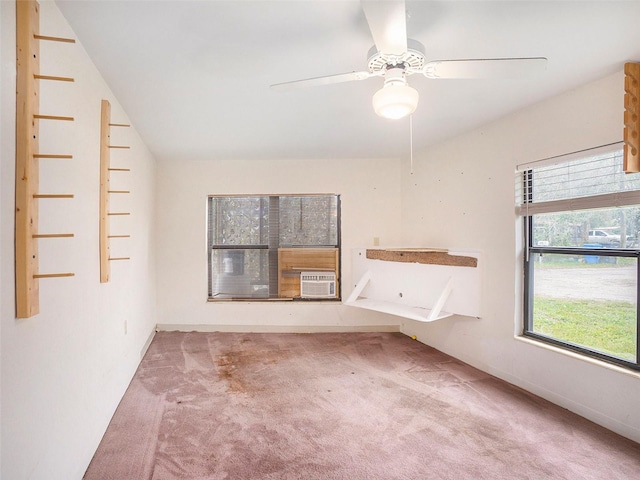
[426,276,453,322]
[345,270,371,304]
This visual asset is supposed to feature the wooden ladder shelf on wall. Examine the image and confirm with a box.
[345,248,481,322]
[624,62,640,173]
[100,99,131,282]
[15,0,76,318]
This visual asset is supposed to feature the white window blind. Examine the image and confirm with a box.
[515,143,640,216]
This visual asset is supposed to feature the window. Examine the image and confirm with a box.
[517,144,640,370]
[207,194,340,301]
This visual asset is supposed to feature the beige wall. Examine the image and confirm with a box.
[155,157,403,330]
[1,2,157,479]
[399,70,640,443]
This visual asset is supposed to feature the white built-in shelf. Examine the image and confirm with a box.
[344,248,481,323]
[345,298,454,322]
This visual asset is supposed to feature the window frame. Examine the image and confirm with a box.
[523,238,640,371]
[521,169,640,371]
[207,194,341,302]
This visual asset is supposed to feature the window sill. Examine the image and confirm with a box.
[514,335,640,379]
[207,297,342,303]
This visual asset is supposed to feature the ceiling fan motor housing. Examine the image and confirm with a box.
[367,39,427,78]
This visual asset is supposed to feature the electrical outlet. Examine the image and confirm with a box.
[124,319,127,335]
[373,237,380,246]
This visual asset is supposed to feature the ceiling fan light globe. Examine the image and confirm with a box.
[372,83,419,119]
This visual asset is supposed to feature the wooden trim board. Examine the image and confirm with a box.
[366,249,478,268]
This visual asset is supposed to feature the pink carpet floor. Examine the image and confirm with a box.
[84,332,640,479]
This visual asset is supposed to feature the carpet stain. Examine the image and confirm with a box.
[215,354,248,394]
[215,346,294,395]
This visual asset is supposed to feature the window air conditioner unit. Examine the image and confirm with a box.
[300,272,336,298]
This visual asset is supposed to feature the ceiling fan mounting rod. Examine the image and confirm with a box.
[383,67,408,86]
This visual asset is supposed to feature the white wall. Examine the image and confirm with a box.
[399,70,640,443]
[156,157,403,331]
[1,2,157,479]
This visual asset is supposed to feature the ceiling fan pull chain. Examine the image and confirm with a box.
[410,114,414,175]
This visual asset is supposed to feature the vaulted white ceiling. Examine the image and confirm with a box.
[56,0,640,162]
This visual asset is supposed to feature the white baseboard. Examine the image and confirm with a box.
[155,324,401,334]
[140,327,156,359]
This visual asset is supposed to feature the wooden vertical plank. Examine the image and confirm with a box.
[623,62,640,173]
[100,100,111,282]
[15,0,41,318]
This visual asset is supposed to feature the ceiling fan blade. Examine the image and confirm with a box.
[361,0,407,55]
[423,57,548,79]
[270,71,375,92]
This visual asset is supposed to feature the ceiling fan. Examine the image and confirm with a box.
[271,0,547,120]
